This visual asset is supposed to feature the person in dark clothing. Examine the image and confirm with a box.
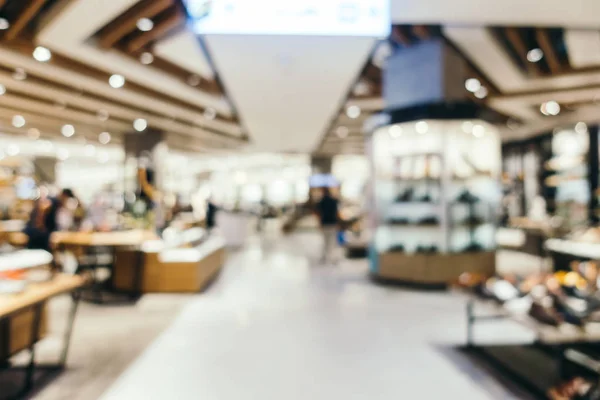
[206,199,217,230]
[315,187,340,264]
[24,189,75,251]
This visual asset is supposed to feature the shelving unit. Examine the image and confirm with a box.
[367,119,501,285]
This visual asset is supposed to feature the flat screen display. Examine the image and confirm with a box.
[183,0,391,37]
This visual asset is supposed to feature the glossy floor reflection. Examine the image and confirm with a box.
[101,233,532,400]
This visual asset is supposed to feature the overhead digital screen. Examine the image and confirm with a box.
[183,0,391,37]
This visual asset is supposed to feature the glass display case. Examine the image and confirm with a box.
[368,119,502,285]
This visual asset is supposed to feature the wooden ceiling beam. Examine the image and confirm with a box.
[98,0,173,49]
[5,0,48,41]
[505,27,542,76]
[127,9,183,53]
[0,0,7,10]
[535,28,561,74]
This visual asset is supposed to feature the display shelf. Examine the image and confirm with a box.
[367,119,501,285]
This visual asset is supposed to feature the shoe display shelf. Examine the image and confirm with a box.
[367,119,501,286]
[461,280,600,399]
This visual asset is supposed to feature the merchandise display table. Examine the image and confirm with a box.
[465,294,600,397]
[0,250,53,272]
[0,220,25,246]
[546,239,600,271]
[0,274,85,400]
[51,230,156,303]
[113,234,226,294]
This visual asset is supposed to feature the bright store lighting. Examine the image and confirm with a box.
[474,86,488,99]
[6,144,19,156]
[346,105,361,119]
[575,122,588,134]
[140,52,154,65]
[97,109,110,121]
[57,148,69,161]
[136,18,154,32]
[109,74,125,88]
[61,124,75,137]
[133,118,148,132]
[204,108,217,120]
[187,74,201,87]
[12,115,25,128]
[0,84,5,95]
[336,126,349,138]
[472,124,485,137]
[98,151,109,164]
[12,68,27,81]
[0,150,4,160]
[389,125,403,138]
[99,131,111,144]
[33,46,52,62]
[462,121,474,133]
[527,48,544,63]
[27,128,40,140]
[0,18,9,30]
[84,144,96,156]
[415,121,428,134]
[540,101,560,116]
[465,78,481,93]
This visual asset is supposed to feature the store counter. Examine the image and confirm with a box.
[113,232,226,294]
[507,218,552,257]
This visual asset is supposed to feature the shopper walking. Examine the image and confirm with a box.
[315,187,340,264]
[24,188,76,251]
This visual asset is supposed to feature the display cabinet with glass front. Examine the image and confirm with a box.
[368,119,501,285]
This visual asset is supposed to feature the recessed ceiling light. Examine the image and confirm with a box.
[27,128,40,140]
[540,101,560,116]
[187,74,201,87]
[97,109,110,121]
[140,52,154,65]
[352,80,371,97]
[12,68,27,81]
[33,46,52,62]
[136,18,154,32]
[61,124,75,137]
[0,84,6,96]
[336,126,349,138]
[472,124,485,137]
[99,131,111,144]
[12,115,25,128]
[474,86,488,99]
[57,148,69,161]
[109,74,125,88]
[204,108,217,120]
[346,105,361,119]
[389,125,403,138]
[575,122,588,134]
[465,78,481,93]
[0,18,9,30]
[6,144,19,156]
[415,121,428,134]
[133,118,147,132]
[84,144,96,157]
[527,48,544,63]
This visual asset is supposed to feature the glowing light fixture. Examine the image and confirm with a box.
[99,131,111,144]
[415,121,428,134]
[389,125,403,138]
[109,74,125,88]
[527,48,544,63]
[33,46,52,62]
[472,124,485,137]
[540,101,560,116]
[0,18,9,30]
[136,18,154,32]
[346,105,361,119]
[133,118,148,132]
[12,115,25,128]
[465,78,481,93]
[140,52,154,65]
[61,124,75,137]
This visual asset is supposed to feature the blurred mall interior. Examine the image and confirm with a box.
[4,0,600,399]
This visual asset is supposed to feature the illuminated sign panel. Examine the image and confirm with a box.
[183,0,391,37]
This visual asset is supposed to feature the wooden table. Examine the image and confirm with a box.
[51,230,156,303]
[0,220,25,246]
[0,274,85,400]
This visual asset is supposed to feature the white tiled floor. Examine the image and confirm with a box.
[99,234,536,400]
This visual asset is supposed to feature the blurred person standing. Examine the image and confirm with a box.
[25,188,76,251]
[315,187,340,264]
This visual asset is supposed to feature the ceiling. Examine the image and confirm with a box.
[0,0,600,159]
